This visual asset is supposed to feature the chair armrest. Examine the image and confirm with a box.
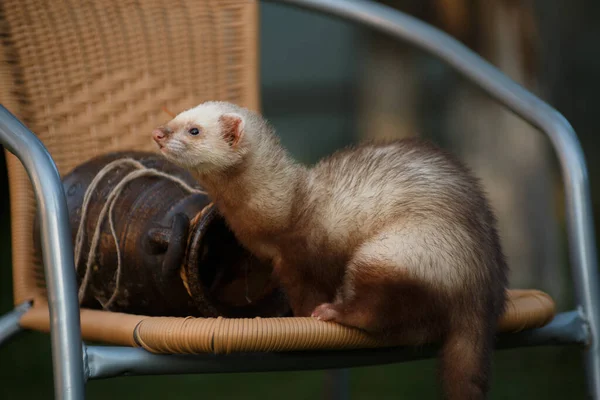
[0,105,85,399]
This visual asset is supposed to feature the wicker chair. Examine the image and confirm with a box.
[0,0,597,399]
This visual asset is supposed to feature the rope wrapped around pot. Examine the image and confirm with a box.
[33,151,290,318]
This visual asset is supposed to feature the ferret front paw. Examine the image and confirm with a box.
[311,303,340,322]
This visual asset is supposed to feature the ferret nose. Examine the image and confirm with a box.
[152,128,165,143]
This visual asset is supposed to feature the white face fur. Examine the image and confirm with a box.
[154,102,246,173]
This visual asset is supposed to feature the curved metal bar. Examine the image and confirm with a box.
[0,105,85,399]
[268,0,600,397]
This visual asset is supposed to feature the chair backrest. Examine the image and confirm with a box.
[0,0,260,305]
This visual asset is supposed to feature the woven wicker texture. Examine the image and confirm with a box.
[19,289,556,354]
[0,0,259,304]
[21,303,144,347]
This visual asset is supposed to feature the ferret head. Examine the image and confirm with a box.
[152,101,252,173]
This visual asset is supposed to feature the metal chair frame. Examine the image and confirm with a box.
[0,0,598,399]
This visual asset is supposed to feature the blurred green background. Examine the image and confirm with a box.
[1,0,598,398]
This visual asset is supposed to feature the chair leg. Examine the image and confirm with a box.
[0,302,31,347]
[323,369,350,400]
[585,326,600,399]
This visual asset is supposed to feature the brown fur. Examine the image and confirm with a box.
[153,101,508,400]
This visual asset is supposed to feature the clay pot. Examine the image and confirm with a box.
[33,151,289,318]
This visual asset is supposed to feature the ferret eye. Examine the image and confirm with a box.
[188,127,200,136]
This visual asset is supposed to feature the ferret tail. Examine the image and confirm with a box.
[438,319,494,400]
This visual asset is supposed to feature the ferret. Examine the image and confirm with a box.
[152,101,508,400]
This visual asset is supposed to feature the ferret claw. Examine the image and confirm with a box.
[311,303,340,322]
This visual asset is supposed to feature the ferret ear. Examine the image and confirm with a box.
[219,113,244,147]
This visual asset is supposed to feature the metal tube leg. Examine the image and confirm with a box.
[0,106,85,399]
[586,345,600,400]
[323,369,350,400]
[0,303,31,347]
